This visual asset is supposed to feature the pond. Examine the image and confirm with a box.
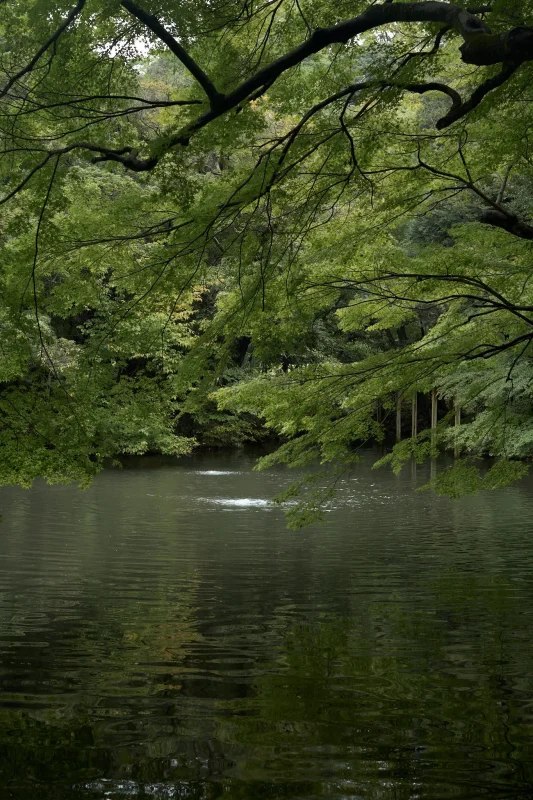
[0,451,532,799]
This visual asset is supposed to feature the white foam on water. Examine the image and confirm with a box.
[211,498,270,507]
[193,470,240,475]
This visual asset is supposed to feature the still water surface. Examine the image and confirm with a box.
[0,452,533,799]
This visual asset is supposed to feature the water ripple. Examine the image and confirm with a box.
[1,452,533,798]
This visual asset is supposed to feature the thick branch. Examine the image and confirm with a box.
[436,62,520,128]
[399,80,462,114]
[104,0,499,161]
[77,143,158,172]
[2,0,530,180]
[219,1,491,114]
[480,210,533,240]
[460,25,533,65]
[120,0,222,106]
[133,3,524,165]
[0,144,157,203]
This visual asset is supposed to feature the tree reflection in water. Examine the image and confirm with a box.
[1,455,533,798]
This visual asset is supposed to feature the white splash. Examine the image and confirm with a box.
[193,470,239,475]
[212,498,270,507]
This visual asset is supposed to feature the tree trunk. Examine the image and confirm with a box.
[454,401,461,458]
[431,388,438,431]
[431,388,438,457]
[396,392,402,443]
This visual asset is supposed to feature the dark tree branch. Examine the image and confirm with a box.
[113,2,527,167]
[460,25,533,65]
[0,154,53,206]
[0,0,87,101]
[437,61,521,128]
[1,0,530,185]
[0,143,159,203]
[399,24,451,69]
[216,1,492,114]
[10,93,202,116]
[0,77,503,202]
[120,0,222,107]
[463,332,533,360]
[412,152,533,240]
[480,210,533,240]
[398,80,462,113]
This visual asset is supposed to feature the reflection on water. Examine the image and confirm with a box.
[0,450,533,799]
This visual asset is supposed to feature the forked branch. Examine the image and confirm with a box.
[120,0,222,107]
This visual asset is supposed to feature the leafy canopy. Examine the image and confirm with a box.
[1,0,533,515]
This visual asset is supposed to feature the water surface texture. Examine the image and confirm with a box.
[0,452,532,799]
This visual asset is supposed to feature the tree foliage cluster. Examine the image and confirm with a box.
[1,0,533,514]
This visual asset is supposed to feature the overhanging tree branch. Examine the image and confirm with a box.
[480,210,533,240]
[436,61,521,128]
[2,1,531,190]
[414,154,533,240]
[120,0,222,107]
[87,2,532,166]
[0,0,87,101]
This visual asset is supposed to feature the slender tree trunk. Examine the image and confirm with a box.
[454,401,461,458]
[396,392,402,443]
[411,393,418,438]
[431,388,438,432]
[428,388,439,482]
[430,390,438,482]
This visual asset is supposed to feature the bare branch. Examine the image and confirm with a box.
[463,332,533,360]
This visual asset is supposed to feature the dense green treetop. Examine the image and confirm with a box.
[1,0,533,517]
